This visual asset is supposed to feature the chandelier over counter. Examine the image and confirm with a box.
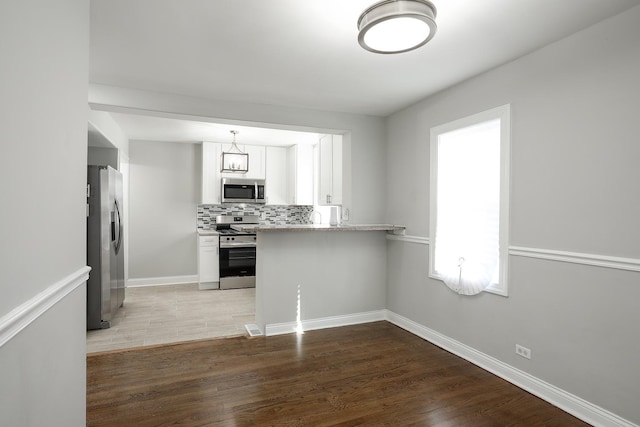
[357,0,437,54]
[221,130,249,173]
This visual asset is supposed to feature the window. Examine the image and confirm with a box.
[429,105,510,296]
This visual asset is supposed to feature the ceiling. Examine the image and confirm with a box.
[105,113,321,146]
[90,0,639,144]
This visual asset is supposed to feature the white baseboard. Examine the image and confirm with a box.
[126,275,199,288]
[385,310,637,427]
[0,266,91,348]
[198,281,220,290]
[264,310,386,336]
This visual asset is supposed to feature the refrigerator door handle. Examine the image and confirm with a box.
[114,199,123,255]
[111,211,116,242]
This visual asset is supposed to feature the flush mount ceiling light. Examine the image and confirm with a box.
[357,0,437,54]
[221,130,249,173]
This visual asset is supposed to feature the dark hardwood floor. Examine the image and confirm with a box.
[87,322,589,426]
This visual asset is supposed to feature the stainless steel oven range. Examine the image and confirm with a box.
[215,215,258,289]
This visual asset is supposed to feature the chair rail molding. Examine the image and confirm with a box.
[0,266,91,348]
[385,236,640,273]
[509,246,640,273]
[386,234,430,245]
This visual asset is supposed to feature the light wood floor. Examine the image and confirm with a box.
[87,322,588,426]
[86,284,255,353]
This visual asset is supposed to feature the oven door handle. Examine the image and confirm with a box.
[220,242,257,248]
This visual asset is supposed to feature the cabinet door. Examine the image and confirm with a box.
[243,145,266,180]
[318,135,333,205]
[266,146,288,205]
[202,142,221,204]
[318,135,342,205]
[287,145,297,205]
[288,144,313,205]
[198,236,219,283]
[331,136,343,205]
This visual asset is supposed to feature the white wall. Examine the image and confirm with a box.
[88,109,129,157]
[128,140,201,280]
[256,231,387,334]
[386,6,640,424]
[87,146,118,169]
[0,0,89,425]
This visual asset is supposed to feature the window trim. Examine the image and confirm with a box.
[428,104,511,296]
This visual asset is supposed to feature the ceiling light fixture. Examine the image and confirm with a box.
[357,0,437,54]
[221,130,249,173]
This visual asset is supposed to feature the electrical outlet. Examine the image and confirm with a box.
[342,208,350,221]
[515,344,532,359]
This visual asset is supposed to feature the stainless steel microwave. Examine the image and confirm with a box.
[221,178,266,204]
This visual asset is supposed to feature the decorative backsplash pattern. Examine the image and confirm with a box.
[197,204,314,229]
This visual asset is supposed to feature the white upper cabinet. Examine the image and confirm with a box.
[202,142,221,204]
[202,142,267,204]
[287,144,314,205]
[202,141,319,206]
[265,146,288,205]
[318,134,342,205]
[240,145,266,180]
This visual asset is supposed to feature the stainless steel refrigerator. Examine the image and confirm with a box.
[86,165,125,329]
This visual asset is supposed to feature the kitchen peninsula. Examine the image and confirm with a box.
[234,223,405,335]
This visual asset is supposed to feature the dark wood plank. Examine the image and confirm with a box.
[87,322,589,426]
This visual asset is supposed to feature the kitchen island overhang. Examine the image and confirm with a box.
[243,224,405,336]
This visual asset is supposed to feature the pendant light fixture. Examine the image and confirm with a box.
[221,130,249,173]
[357,0,437,54]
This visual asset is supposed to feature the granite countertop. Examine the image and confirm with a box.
[231,224,406,233]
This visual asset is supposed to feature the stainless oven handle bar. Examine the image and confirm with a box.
[220,242,257,249]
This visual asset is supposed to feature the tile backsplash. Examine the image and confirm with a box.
[197,204,314,229]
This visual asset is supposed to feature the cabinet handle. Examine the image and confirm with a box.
[327,194,331,204]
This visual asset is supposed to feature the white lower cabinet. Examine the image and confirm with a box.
[201,142,221,204]
[198,235,219,290]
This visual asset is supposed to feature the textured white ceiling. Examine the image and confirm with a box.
[90,0,639,142]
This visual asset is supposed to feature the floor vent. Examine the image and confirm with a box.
[245,324,263,337]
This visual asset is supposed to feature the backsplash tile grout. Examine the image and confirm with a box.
[197,204,314,230]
